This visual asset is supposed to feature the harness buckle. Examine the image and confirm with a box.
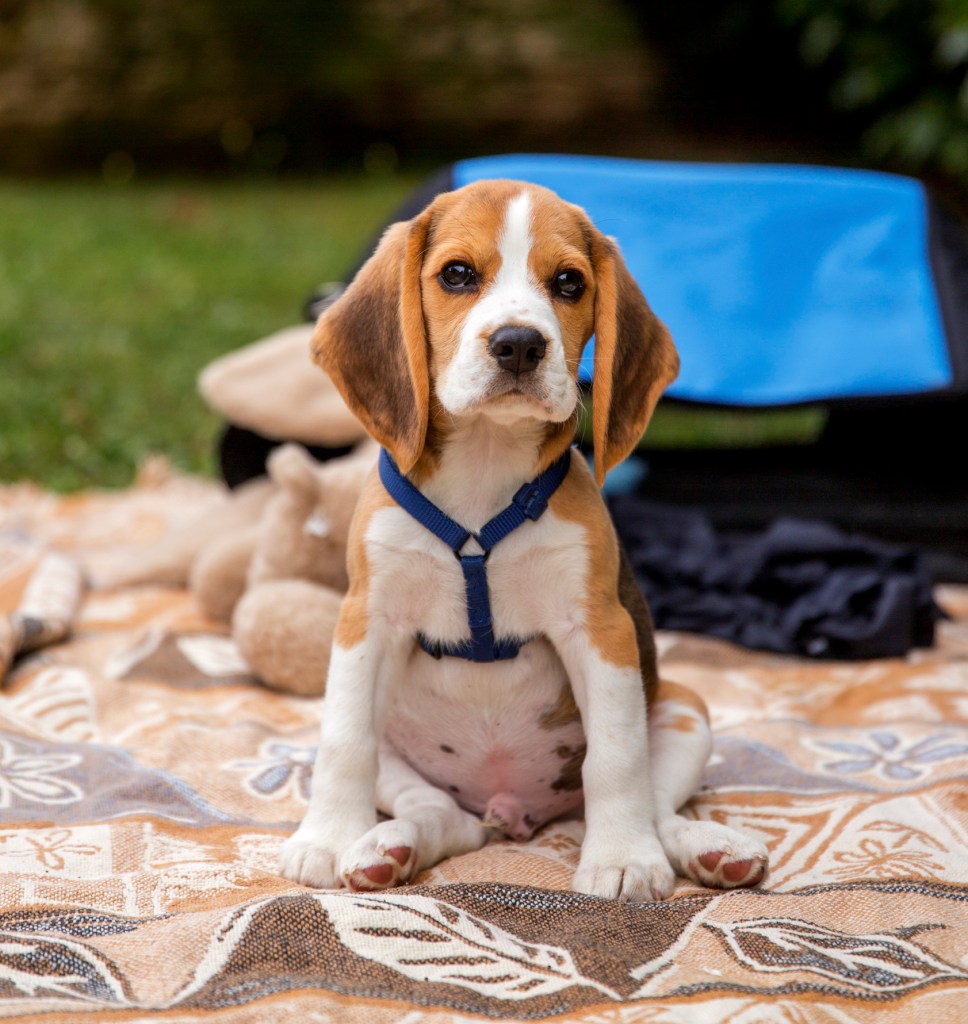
[514,482,548,521]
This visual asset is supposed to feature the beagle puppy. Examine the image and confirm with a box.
[280,179,768,901]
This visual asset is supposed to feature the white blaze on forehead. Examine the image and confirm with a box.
[434,188,577,422]
[495,192,534,293]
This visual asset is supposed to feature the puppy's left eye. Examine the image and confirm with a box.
[439,262,478,292]
[552,269,584,300]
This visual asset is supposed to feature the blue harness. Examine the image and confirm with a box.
[378,447,572,663]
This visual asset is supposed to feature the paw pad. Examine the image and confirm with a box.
[689,850,767,889]
[697,850,724,872]
[361,862,394,886]
[344,843,416,892]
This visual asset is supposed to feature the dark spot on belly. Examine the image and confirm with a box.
[448,784,460,794]
[551,743,586,792]
[440,744,456,754]
[540,684,581,730]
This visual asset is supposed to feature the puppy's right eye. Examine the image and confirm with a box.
[439,262,478,292]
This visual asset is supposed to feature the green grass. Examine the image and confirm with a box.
[0,175,415,490]
[0,175,823,491]
[643,404,825,449]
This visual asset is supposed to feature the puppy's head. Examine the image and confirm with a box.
[312,179,678,485]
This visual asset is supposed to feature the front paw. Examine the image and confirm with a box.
[659,817,769,890]
[279,828,346,889]
[340,820,420,892]
[572,840,675,902]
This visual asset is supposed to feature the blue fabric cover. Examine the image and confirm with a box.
[453,154,952,406]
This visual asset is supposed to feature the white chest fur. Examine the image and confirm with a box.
[365,496,585,649]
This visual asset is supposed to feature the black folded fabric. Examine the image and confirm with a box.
[609,497,944,660]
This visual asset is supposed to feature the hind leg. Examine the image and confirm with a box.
[340,741,487,891]
[651,681,768,889]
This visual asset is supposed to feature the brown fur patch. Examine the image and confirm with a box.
[331,467,395,650]
[654,678,710,724]
[550,457,656,700]
[312,213,435,475]
[539,682,582,730]
[665,714,700,733]
[617,543,660,707]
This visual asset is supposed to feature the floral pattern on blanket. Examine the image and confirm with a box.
[2,470,968,1022]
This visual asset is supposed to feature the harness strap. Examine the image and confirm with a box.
[378,447,572,662]
[378,453,470,552]
[416,631,524,661]
[477,457,572,549]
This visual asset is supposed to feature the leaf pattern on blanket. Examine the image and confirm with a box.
[707,916,967,993]
[0,736,83,806]
[0,930,131,1005]
[320,892,623,1001]
[3,666,99,743]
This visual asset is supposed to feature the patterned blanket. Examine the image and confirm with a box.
[2,468,968,1022]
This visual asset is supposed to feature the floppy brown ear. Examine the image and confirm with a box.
[311,215,431,473]
[590,233,679,487]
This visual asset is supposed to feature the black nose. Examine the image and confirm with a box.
[488,326,547,374]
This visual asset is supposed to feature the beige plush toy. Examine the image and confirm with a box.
[93,323,377,697]
[194,439,376,696]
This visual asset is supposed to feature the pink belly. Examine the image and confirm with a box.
[394,730,586,840]
[386,652,586,840]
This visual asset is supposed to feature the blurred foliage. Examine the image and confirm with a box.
[5,0,968,192]
[621,2,836,153]
[0,0,653,175]
[0,0,364,171]
[627,0,968,196]
[776,0,968,182]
